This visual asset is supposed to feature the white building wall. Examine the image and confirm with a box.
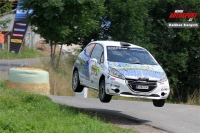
[0,14,15,32]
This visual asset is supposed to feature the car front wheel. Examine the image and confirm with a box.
[72,70,84,92]
[99,79,112,103]
[153,99,165,107]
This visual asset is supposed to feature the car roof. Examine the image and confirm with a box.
[91,40,143,49]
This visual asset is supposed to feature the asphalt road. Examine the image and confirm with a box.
[50,96,200,133]
[0,58,42,77]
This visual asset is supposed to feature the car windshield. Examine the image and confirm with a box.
[107,46,158,65]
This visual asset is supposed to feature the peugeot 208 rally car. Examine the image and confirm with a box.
[72,41,170,107]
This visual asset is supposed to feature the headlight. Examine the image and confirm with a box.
[108,67,125,80]
[158,72,168,83]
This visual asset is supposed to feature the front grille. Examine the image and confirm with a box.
[126,78,157,92]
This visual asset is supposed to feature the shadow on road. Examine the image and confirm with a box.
[81,108,150,125]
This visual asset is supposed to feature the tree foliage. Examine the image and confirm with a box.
[23,0,105,44]
[22,0,106,66]
[23,0,199,103]
[104,0,200,103]
[0,0,13,29]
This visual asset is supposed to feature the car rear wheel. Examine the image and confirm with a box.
[99,79,112,103]
[72,70,84,92]
[153,99,165,107]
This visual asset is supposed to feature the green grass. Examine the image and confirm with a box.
[0,88,136,133]
[0,45,45,59]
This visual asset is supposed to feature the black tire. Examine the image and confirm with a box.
[99,79,112,103]
[72,70,84,92]
[153,99,165,107]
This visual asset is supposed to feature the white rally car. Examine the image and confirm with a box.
[72,41,170,107]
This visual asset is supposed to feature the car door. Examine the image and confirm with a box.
[77,43,95,87]
[89,44,104,89]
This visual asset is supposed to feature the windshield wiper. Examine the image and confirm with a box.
[130,62,141,64]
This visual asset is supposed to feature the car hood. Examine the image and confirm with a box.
[108,62,164,80]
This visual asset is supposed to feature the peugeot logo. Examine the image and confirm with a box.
[137,76,149,81]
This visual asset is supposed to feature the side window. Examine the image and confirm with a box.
[90,44,104,63]
[85,43,95,57]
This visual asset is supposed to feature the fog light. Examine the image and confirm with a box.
[161,92,166,96]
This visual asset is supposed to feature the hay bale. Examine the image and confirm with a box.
[6,68,50,95]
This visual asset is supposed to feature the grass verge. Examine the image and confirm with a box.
[40,55,76,96]
[0,88,136,133]
[0,45,45,59]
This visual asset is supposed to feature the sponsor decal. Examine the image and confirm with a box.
[91,71,97,76]
[113,85,120,88]
[91,65,100,73]
[16,23,26,26]
[11,39,22,43]
[110,77,116,80]
[9,0,33,54]
[17,8,28,13]
[108,62,163,79]
[78,56,86,64]
[168,10,199,28]
[75,62,88,74]
[14,28,25,32]
[161,87,169,91]
[13,34,24,37]
[78,70,89,80]
[109,62,121,67]
[110,62,155,71]
[91,65,100,76]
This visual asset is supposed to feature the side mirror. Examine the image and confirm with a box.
[90,58,97,64]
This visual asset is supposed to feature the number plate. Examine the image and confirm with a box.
[137,85,149,89]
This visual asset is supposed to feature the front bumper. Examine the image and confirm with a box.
[105,76,170,100]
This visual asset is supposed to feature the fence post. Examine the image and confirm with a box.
[75,87,88,98]
[7,35,10,52]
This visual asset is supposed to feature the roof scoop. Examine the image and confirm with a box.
[120,42,131,47]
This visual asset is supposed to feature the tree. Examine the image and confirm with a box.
[104,0,152,45]
[147,0,200,102]
[104,0,200,103]
[22,0,106,67]
[0,0,13,29]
